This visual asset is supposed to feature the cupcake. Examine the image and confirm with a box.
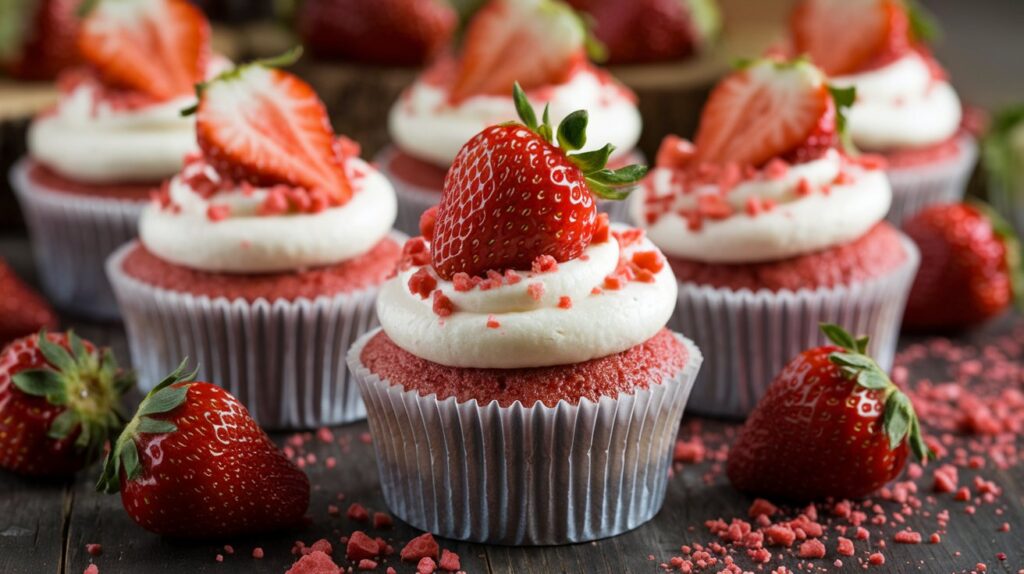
[292,0,458,156]
[349,87,701,545]
[10,0,220,319]
[0,0,79,231]
[107,54,400,430]
[631,59,920,419]
[789,0,977,225]
[377,0,644,234]
[984,104,1024,238]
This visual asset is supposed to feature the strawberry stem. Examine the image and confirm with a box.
[510,82,648,201]
[821,323,933,462]
[96,359,197,494]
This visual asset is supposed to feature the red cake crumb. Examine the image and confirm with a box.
[673,439,706,463]
[667,223,907,291]
[86,544,102,557]
[868,552,885,565]
[531,254,558,273]
[401,533,439,562]
[593,213,611,243]
[408,268,437,299]
[358,559,378,571]
[797,539,825,559]
[347,531,380,561]
[419,206,438,241]
[373,512,393,529]
[400,238,431,271]
[27,160,156,201]
[286,551,339,574]
[438,549,461,571]
[121,238,401,301]
[748,499,778,518]
[417,557,437,574]
[527,282,546,301]
[486,315,500,329]
[309,539,333,555]
[558,296,572,309]
[836,537,854,556]
[893,530,922,544]
[347,503,369,522]
[215,554,223,562]
[361,329,688,407]
[252,548,264,559]
[84,566,99,574]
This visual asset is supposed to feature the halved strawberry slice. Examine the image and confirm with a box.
[449,0,587,104]
[790,0,893,76]
[693,58,831,168]
[78,0,210,100]
[192,50,352,205]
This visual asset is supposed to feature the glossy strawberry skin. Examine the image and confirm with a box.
[727,345,910,501]
[0,259,58,348]
[1,0,80,81]
[118,382,310,538]
[903,204,1014,330]
[567,0,700,64]
[298,0,456,66]
[431,125,596,279]
[0,334,93,476]
[782,96,838,165]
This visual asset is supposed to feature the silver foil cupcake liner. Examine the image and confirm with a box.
[376,146,639,235]
[886,135,978,226]
[347,328,703,545]
[107,238,401,429]
[10,158,147,320]
[669,234,920,419]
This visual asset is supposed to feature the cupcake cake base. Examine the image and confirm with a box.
[107,235,404,430]
[10,159,150,320]
[348,328,703,545]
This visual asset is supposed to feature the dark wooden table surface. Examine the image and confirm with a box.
[0,235,1022,574]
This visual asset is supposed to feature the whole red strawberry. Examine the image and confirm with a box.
[191,49,353,207]
[450,0,589,103]
[0,258,58,347]
[566,0,720,65]
[903,202,1021,331]
[298,0,457,66]
[0,331,133,477]
[431,83,647,279]
[0,0,80,80]
[727,324,931,501]
[78,0,210,100]
[98,362,310,538]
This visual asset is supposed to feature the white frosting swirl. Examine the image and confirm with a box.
[139,157,397,273]
[832,53,962,151]
[633,150,892,263]
[388,67,642,168]
[377,228,677,369]
[28,85,198,183]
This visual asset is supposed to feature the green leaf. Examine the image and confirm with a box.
[121,438,141,481]
[828,85,859,156]
[556,110,589,152]
[137,417,178,435]
[569,144,615,173]
[38,333,75,373]
[828,85,856,109]
[69,332,89,365]
[586,180,633,201]
[589,164,648,185]
[11,369,64,398]
[512,82,537,130]
[882,392,913,449]
[820,323,858,351]
[48,410,80,441]
[909,417,933,462]
[538,104,554,142]
[828,352,874,370]
[138,385,189,417]
[855,336,870,355]
[855,369,890,391]
[77,0,100,18]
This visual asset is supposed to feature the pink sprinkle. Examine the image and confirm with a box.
[252,548,265,559]
[558,296,572,309]
[527,282,545,301]
[86,544,103,557]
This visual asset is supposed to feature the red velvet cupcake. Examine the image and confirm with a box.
[632,59,919,418]
[9,0,222,319]
[788,0,978,225]
[349,88,700,545]
[107,55,400,429]
[377,0,644,233]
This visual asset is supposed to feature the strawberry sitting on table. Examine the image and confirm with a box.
[98,362,310,538]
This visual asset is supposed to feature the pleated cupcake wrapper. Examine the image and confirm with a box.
[377,146,637,236]
[347,328,703,546]
[106,239,401,430]
[885,135,978,226]
[669,234,920,420]
[10,158,146,320]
